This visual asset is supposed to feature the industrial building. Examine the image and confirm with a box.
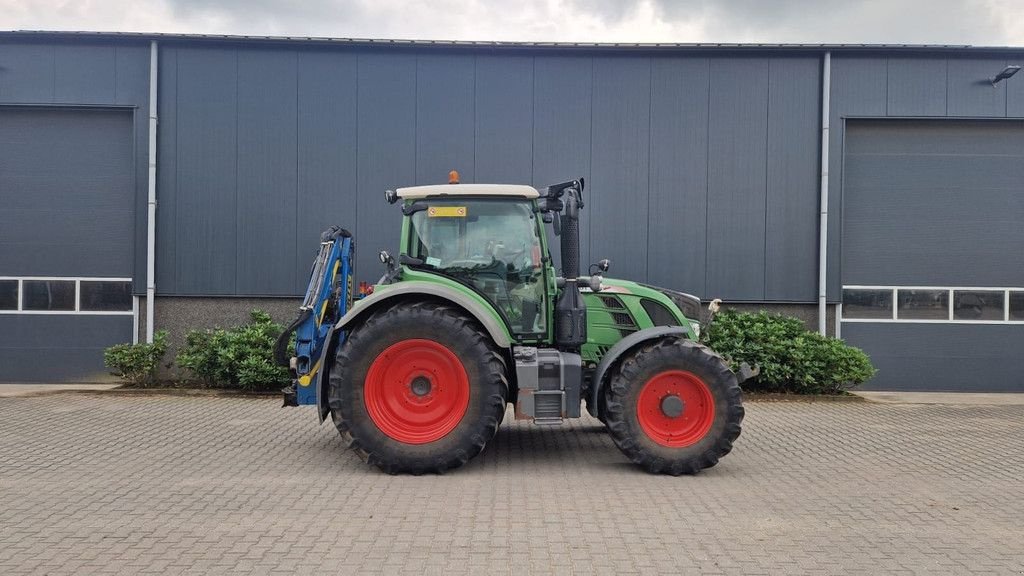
[0,31,1021,390]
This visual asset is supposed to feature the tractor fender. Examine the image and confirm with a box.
[335,281,514,348]
[314,323,339,423]
[588,326,691,418]
[316,281,515,422]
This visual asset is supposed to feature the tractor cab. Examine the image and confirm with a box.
[394,183,551,340]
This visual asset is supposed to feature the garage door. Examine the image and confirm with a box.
[841,120,1024,392]
[0,108,135,382]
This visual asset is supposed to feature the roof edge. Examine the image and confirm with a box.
[3,30,1023,52]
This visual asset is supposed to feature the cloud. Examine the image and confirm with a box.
[1,0,1022,45]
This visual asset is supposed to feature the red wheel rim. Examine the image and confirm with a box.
[636,370,715,447]
[364,339,470,444]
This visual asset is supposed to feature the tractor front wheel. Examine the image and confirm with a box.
[329,301,508,474]
[604,338,743,475]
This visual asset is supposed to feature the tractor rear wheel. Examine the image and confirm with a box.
[329,301,508,474]
[604,338,743,475]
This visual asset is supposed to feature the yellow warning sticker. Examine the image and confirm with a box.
[427,206,467,217]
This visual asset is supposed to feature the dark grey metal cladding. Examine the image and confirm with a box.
[886,57,947,116]
[844,323,1024,392]
[296,50,358,293]
[647,57,709,296]
[827,53,1023,300]
[706,57,769,301]
[0,108,134,277]
[828,56,887,301]
[416,54,475,184]
[236,49,298,296]
[0,40,150,290]
[356,53,416,284]
[173,47,239,294]
[532,56,593,273]
[947,57,1010,117]
[475,55,533,184]
[0,315,132,382]
[590,56,651,283]
[156,45,179,294]
[842,119,1024,286]
[765,57,821,302]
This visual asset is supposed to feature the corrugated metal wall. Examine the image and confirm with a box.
[826,54,1024,299]
[0,40,152,292]
[155,45,824,302]
[5,38,1023,304]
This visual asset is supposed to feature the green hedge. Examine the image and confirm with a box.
[103,330,170,386]
[176,309,291,391]
[703,310,875,394]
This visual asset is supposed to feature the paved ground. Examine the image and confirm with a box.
[1,393,1022,575]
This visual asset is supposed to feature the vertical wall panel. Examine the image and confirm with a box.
[532,56,593,271]
[887,57,946,116]
[296,50,358,292]
[765,57,820,301]
[0,43,55,102]
[706,58,769,300]
[947,58,1008,117]
[827,56,886,301]
[115,44,152,293]
[416,54,475,184]
[1007,69,1024,117]
[54,45,116,104]
[174,48,238,294]
[590,57,651,283]
[647,57,708,295]
[357,53,416,283]
[156,46,178,294]
[475,55,533,183]
[235,50,298,295]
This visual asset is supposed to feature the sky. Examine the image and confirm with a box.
[1,0,1023,46]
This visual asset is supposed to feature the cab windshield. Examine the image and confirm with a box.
[408,199,546,337]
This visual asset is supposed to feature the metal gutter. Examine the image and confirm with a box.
[145,40,157,343]
[818,51,831,336]
[4,30,1024,53]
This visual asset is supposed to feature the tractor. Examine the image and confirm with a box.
[276,174,746,475]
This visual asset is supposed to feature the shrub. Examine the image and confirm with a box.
[104,330,169,386]
[703,310,876,394]
[176,309,291,391]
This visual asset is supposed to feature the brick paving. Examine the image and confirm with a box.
[1,393,1022,575]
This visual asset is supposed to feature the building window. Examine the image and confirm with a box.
[842,289,893,319]
[843,285,1024,324]
[0,277,133,315]
[80,281,132,312]
[1011,292,1024,321]
[896,289,948,320]
[953,290,1003,321]
[0,280,17,310]
[23,280,76,311]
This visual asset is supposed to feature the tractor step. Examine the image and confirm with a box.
[533,417,564,426]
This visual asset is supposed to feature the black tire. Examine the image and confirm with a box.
[329,301,508,474]
[604,338,743,475]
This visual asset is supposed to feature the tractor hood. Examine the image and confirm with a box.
[590,277,704,337]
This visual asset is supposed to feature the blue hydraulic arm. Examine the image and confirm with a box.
[276,226,354,407]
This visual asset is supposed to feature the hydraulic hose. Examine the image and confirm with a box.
[273,308,312,367]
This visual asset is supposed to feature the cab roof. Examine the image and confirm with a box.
[395,183,540,200]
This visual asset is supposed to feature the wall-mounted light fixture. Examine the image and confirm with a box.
[990,65,1020,86]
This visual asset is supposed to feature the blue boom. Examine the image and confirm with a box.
[276,226,354,406]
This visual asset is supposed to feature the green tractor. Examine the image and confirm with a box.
[279,175,745,475]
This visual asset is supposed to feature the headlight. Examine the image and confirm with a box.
[658,288,704,325]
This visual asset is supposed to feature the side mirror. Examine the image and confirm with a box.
[379,250,391,264]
